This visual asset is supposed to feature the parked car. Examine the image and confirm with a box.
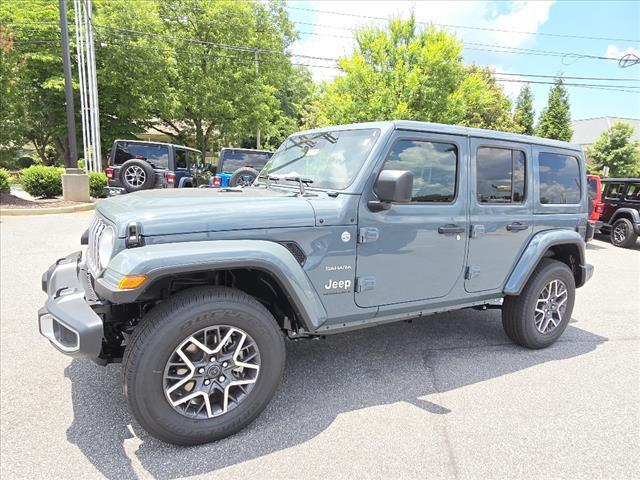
[210,148,273,188]
[39,121,593,445]
[599,178,640,247]
[587,174,604,222]
[104,140,203,195]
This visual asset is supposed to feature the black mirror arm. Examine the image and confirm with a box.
[367,200,391,212]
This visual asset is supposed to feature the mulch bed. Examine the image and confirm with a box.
[0,193,92,209]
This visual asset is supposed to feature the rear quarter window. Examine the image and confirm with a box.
[537,152,581,204]
[625,183,640,202]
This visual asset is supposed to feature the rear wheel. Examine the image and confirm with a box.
[123,286,285,445]
[502,259,575,349]
[610,218,638,248]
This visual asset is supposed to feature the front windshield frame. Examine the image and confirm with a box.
[257,128,381,191]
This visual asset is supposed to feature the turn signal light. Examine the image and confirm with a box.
[118,275,148,290]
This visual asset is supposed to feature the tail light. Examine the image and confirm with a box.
[213,175,221,187]
[105,168,113,179]
[165,171,175,186]
[595,203,604,214]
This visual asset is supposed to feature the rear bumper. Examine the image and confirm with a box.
[38,252,104,359]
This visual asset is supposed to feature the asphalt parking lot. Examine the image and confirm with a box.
[1,211,639,480]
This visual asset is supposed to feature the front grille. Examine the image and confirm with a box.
[86,215,107,274]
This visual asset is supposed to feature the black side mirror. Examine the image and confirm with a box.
[369,170,414,211]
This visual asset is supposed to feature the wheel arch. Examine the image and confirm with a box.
[610,208,640,225]
[504,230,588,296]
[95,240,327,332]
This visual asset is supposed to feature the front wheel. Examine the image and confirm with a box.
[502,259,575,349]
[123,287,285,445]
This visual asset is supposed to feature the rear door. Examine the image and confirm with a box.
[601,182,625,224]
[465,138,533,293]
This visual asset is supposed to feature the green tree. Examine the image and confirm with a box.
[513,84,535,135]
[306,16,518,132]
[536,77,572,141]
[586,121,640,177]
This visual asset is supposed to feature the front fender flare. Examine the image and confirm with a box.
[503,230,587,296]
[95,240,327,331]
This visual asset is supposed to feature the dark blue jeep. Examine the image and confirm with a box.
[104,140,203,195]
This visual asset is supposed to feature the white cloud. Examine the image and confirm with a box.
[289,1,556,81]
[605,44,640,59]
[490,65,530,99]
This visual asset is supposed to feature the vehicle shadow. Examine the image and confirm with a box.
[65,310,607,480]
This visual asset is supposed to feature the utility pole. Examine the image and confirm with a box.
[254,49,261,150]
[59,0,77,168]
[59,0,90,201]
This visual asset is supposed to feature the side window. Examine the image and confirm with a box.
[174,149,187,170]
[538,152,581,204]
[625,183,640,202]
[382,140,457,203]
[476,147,526,204]
[604,183,624,200]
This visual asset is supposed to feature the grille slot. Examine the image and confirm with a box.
[86,215,107,274]
[279,241,306,265]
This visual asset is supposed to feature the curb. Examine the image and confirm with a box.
[0,202,95,216]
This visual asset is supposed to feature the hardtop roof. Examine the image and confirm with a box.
[293,120,583,152]
[112,139,202,153]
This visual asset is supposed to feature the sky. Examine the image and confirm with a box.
[286,0,640,121]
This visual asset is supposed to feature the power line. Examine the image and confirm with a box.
[286,5,640,43]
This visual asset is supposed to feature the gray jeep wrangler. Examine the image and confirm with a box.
[39,121,594,445]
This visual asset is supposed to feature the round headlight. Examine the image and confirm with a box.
[98,226,115,270]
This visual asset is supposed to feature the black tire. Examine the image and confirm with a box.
[123,286,285,446]
[610,218,638,248]
[502,259,575,349]
[228,167,259,187]
[119,159,156,192]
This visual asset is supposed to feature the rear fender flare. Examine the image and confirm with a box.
[503,230,586,296]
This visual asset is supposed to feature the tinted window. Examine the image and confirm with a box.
[476,147,525,203]
[604,183,624,200]
[174,149,187,169]
[382,140,457,202]
[219,150,273,172]
[113,142,169,169]
[587,178,598,198]
[538,153,580,204]
[625,183,640,201]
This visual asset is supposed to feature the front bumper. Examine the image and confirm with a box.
[38,251,104,359]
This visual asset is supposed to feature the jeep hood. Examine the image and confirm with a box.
[96,188,316,237]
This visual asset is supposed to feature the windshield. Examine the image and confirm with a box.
[113,142,169,169]
[259,128,380,190]
[219,150,273,173]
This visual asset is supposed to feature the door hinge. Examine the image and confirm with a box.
[356,276,376,293]
[470,224,485,239]
[358,227,379,244]
[465,266,481,280]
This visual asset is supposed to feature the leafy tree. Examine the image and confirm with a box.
[536,77,572,141]
[306,16,518,132]
[586,121,640,177]
[513,84,534,135]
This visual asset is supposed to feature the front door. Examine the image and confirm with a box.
[465,138,533,293]
[355,131,468,308]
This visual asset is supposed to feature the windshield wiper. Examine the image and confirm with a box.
[284,175,314,195]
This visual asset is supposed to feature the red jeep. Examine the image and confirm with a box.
[587,174,604,225]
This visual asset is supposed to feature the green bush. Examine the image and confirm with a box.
[88,172,107,198]
[77,159,85,170]
[17,155,37,169]
[19,165,64,198]
[0,168,11,194]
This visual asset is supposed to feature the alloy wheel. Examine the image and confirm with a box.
[163,325,260,419]
[534,279,568,334]
[613,222,628,244]
[124,166,146,187]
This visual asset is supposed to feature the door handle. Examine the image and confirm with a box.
[506,222,529,232]
[438,224,466,234]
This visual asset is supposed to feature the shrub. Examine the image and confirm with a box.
[88,172,107,198]
[19,165,64,198]
[0,168,11,194]
[17,155,37,169]
[77,159,85,170]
